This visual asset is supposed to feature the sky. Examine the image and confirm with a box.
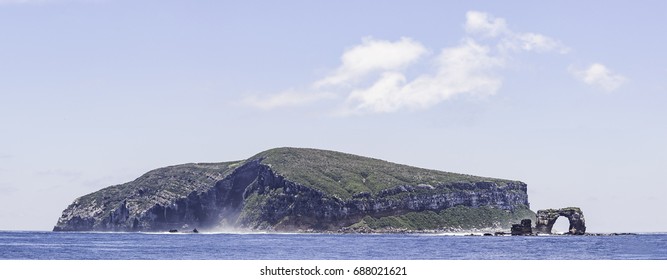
[1,0,666,232]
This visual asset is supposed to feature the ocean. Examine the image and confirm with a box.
[1,231,666,260]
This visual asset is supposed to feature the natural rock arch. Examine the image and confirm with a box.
[534,207,586,235]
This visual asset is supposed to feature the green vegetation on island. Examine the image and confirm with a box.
[253,147,519,200]
[347,206,536,232]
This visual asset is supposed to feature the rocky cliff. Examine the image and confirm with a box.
[54,148,534,232]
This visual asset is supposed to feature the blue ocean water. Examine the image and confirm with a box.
[1,231,666,260]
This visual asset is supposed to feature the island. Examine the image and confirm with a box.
[54,147,536,233]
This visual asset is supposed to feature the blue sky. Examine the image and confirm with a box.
[1,0,666,232]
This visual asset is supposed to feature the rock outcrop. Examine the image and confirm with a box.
[54,148,534,232]
[510,219,533,236]
[534,207,586,235]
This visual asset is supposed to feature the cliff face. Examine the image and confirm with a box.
[54,148,533,232]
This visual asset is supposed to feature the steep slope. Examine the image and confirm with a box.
[54,148,534,232]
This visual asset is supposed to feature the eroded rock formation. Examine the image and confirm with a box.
[534,207,586,235]
[510,219,533,236]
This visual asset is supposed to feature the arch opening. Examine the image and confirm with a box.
[552,217,570,234]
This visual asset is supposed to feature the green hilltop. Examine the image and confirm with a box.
[253,147,519,200]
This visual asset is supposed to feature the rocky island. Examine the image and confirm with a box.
[54,147,536,233]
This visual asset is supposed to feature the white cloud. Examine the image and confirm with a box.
[467,10,568,54]
[314,37,427,88]
[344,72,406,113]
[510,33,569,53]
[246,37,502,114]
[337,9,572,114]
[245,10,618,114]
[465,11,509,37]
[343,39,503,114]
[243,90,336,110]
[570,63,627,92]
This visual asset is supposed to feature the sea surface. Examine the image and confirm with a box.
[1,231,666,260]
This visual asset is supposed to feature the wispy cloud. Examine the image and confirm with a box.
[464,10,509,38]
[342,39,503,114]
[314,37,428,88]
[465,11,569,54]
[332,11,569,115]
[245,10,615,115]
[244,37,426,111]
[570,63,627,92]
